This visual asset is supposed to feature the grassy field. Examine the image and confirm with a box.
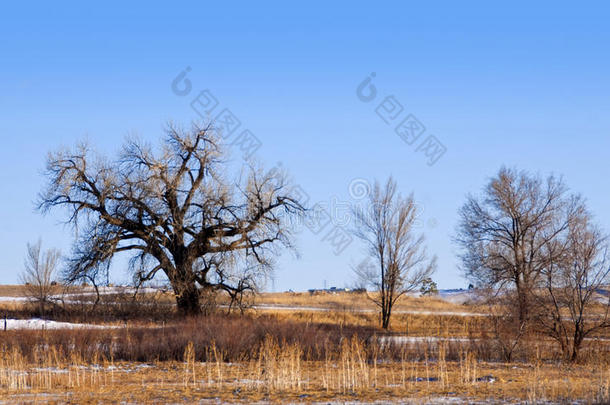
[0,354,608,404]
[0,287,608,403]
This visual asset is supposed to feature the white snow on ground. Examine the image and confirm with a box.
[61,286,162,298]
[436,289,481,304]
[0,296,28,302]
[394,309,485,316]
[62,286,161,295]
[403,288,483,305]
[0,318,116,330]
[380,335,473,344]
[250,305,487,317]
[0,286,164,304]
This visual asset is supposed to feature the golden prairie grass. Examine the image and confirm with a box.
[0,284,84,298]
[263,306,492,339]
[0,336,609,404]
[248,291,488,336]
[0,288,609,402]
[254,291,470,312]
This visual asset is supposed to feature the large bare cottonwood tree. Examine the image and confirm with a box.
[38,123,305,315]
[352,177,436,329]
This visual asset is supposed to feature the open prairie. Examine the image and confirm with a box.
[4,4,610,403]
[0,288,609,404]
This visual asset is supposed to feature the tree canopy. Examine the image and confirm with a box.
[38,123,305,314]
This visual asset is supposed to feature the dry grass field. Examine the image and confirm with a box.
[0,287,608,404]
[0,349,608,404]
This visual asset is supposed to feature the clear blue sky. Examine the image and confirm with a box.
[1,1,609,290]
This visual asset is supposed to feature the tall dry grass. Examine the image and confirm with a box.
[0,335,609,404]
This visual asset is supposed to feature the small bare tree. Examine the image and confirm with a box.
[352,177,436,329]
[38,122,305,315]
[534,211,610,361]
[21,240,61,315]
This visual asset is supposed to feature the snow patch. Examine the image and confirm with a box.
[0,318,117,330]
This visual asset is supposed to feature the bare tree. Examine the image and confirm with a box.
[352,177,436,329]
[38,122,305,315]
[455,167,582,333]
[534,210,610,361]
[21,240,61,315]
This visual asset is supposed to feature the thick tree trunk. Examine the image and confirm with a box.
[170,267,201,316]
[175,283,201,315]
